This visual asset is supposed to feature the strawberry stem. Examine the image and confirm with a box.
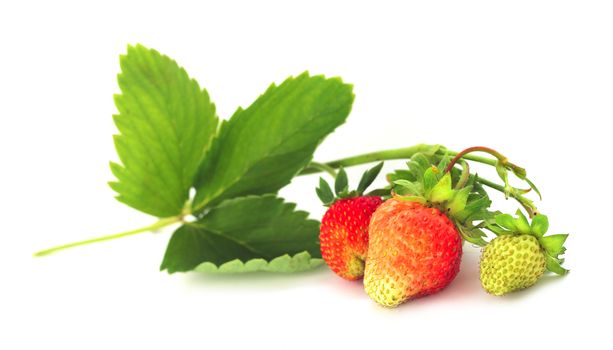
[444,146,525,178]
[302,144,540,216]
[300,144,439,174]
[33,216,183,257]
[308,162,337,177]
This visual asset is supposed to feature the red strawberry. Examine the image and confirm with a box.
[364,198,462,306]
[320,196,383,280]
[315,163,385,280]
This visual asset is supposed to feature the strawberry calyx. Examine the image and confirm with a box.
[391,153,494,246]
[315,162,384,206]
[488,211,569,275]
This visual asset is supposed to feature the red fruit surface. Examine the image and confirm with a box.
[364,198,462,307]
[319,196,383,280]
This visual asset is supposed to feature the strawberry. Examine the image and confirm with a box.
[364,198,462,306]
[480,211,568,296]
[364,154,494,307]
[320,196,383,280]
[316,163,384,280]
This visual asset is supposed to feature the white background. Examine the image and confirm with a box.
[1,1,611,349]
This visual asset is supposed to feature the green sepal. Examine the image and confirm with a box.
[447,186,471,216]
[525,177,543,200]
[495,214,517,231]
[397,195,427,204]
[531,214,549,237]
[429,172,453,203]
[423,166,439,195]
[393,179,421,196]
[334,167,349,196]
[540,234,568,256]
[495,161,511,199]
[514,209,531,234]
[486,224,514,236]
[315,177,334,205]
[357,162,384,194]
[436,154,452,173]
[546,255,569,275]
[456,223,488,247]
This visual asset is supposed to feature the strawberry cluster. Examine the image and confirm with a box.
[318,147,568,307]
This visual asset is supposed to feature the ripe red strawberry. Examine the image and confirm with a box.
[364,156,495,307]
[364,198,462,306]
[315,163,384,280]
[320,196,383,280]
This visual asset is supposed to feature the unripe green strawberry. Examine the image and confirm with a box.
[480,212,568,296]
[480,235,546,295]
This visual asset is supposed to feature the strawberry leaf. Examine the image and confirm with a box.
[109,45,218,217]
[160,195,321,273]
[195,251,323,273]
[192,72,354,212]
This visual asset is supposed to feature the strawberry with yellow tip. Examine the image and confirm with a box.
[364,198,462,306]
[364,154,494,307]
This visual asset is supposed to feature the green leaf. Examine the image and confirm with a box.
[160,195,321,273]
[540,234,568,257]
[357,162,384,194]
[109,44,218,217]
[316,177,335,205]
[531,215,549,237]
[335,167,349,196]
[194,251,323,273]
[429,172,453,203]
[192,72,354,211]
[495,214,517,232]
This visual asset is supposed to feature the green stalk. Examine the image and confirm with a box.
[299,144,538,214]
[33,216,182,257]
[300,144,439,174]
[307,162,338,177]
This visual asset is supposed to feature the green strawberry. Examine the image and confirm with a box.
[480,211,568,296]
